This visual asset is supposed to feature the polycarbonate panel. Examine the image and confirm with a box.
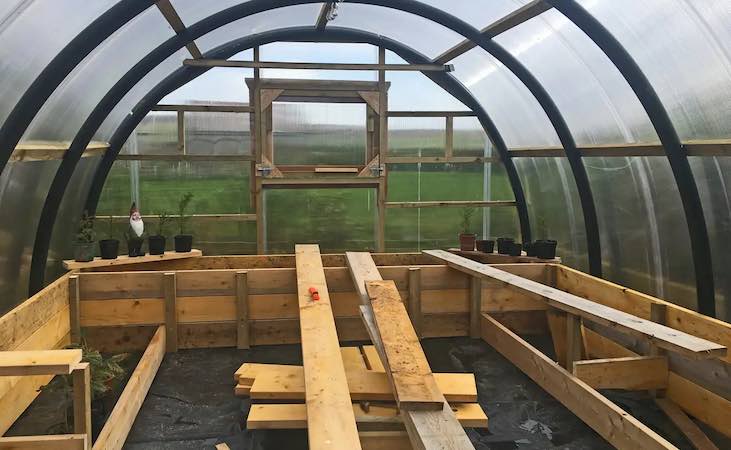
[579,0,731,140]
[21,7,175,142]
[495,9,656,145]
[265,189,376,253]
[388,117,445,158]
[185,112,250,155]
[331,3,465,59]
[386,52,467,111]
[453,117,487,157]
[690,156,731,321]
[120,111,177,155]
[261,42,377,81]
[171,0,254,26]
[452,47,558,148]
[585,156,696,310]
[194,5,323,54]
[417,0,531,30]
[514,157,587,271]
[97,48,190,140]
[0,0,119,125]
[162,65,253,104]
[273,103,366,165]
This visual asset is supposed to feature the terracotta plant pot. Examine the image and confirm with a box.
[459,233,476,251]
[99,239,119,260]
[476,239,494,253]
[496,237,514,255]
[174,235,193,252]
[148,235,166,255]
[74,242,96,262]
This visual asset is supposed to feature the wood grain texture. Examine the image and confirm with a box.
[0,349,81,376]
[654,398,718,450]
[0,434,87,449]
[572,356,668,390]
[72,363,91,448]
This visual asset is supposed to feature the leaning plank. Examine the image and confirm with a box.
[247,403,488,430]
[345,252,473,450]
[654,398,718,450]
[365,280,443,410]
[481,313,676,450]
[0,349,81,376]
[572,356,668,390]
[92,326,165,450]
[295,244,361,450]
[362,345,385,372]
[242,365,477,402]
[0,434,87,450]
[425,250,726,359]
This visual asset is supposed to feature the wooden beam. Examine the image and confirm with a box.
[63,250,202,270]
[387,111,477,117]
[72,363,91,450]
[365,280,444,410]
[362,345,386,372]
[481,313,676,450]
[247,403,488,430]
[92,326,166,450]
[386,200,515,209]
[316,2,334,29]
[384,156,496,164]
[507,139,731,157]
[151,104,252,113]
[469,277,481,338]
[565,314,583,368]
[295,244,362,450]
[572,356,669,390]
[0,435,87,450]
[433,0,552,64]
[425,250,726,359]
[163,272,177,352]
[236,271,250,349]
[93,213,256,222]
[69,275,81,344]
[654,398,719,450]
[0,349,82,376]
[407,268,422,337]
[116,154,254,161]
[11,141,108,162]
[184,59,454,72]
[155,0,202,59]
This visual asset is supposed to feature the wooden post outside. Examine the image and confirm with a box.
[163,272,178,352]
[72,363,91,449]
[376,179,386,252]
[469,276,482,338]
[566,313,583,369]
[236,271,250,349]
[407,268,422,337]
[177,110,185,154]
[445,115,453,159]
[68,275,81,344]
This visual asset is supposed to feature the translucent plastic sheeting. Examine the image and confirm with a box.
[171,0,254,26]
[453,117,488,157]
[120,111,177,155]
[261,42,377,81]
[584,156,696,310]
[417,0,532,31]
[451,47,559,148]
[21,6,175,142]
[0,0,119,125]
[272,102,366,165]
[185,112,250,155]
[162,65,254,104]
[690,156,731,321]
[514,157,588,271]
[580,0,731,140]
[385,52,468,111]
[495,8,656,146]
[388,117,445,158]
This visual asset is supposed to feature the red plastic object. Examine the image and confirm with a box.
[308,286,320,301]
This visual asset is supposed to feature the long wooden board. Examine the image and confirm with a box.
[247,403,487,430]
[0,349,82,376]
[63,250,202,270]
[481,313,676,450]
[426,250,725,359]
[295,244,361,450]
[0,434,87,450]
[572,356,668,390]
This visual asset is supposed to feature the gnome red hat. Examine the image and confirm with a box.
[129,202,144,237]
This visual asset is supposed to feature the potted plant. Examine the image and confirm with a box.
[148,212,170,255]
[509,242,523,256]
[476,239,494,253]
[74,211,96,262]
[496,237,514,255]
[533,217,558,259]
[174,192,194,253]
[98,215,119,260]
[126,203,145,257]
[458,207,477,251]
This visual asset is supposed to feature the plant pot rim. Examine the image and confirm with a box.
[459,233,477,237]
[149,235,165,239]
[175,234,193,238]
[99,238,119,243]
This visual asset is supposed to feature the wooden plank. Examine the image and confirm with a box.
[385,156,495,164]
[0,435,87,450]
[155,0,202,58]
[63,250,202,270]
[247,403,488,430]
[163,273,177,353]
[72,363,91,449]
[408,268,422,337]
[11,141,107,162]
[314,167,360,173]
[185,59,453,72]
[117,154,255,161]
[342,347,368,372]
[152,104,252,113]
[362,346,386,372]
[0,349,81,376]
[426,250,726,359]
[236,271,250,349]
[245,366,477,403]
[360,431,411,450]
[386,200,515,209]
[654,398,719,450]
[572,356,668,390]
[294,244,362,450]
[92,326,166,450]
[481,313,676,450]
[546,309,567,364]
[366,280,444,410]
[386,111,476,117]
[469,277,482,338]
[69,275,81,344]
[565,314,583,368]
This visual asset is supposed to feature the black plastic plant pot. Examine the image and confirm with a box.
[127,237,144,257]
[476,239,494,253]
[536,240,558,260]
[524,241,537,257]
[508,242,523,257]
[74,242,96,262]
[496,237,514,255]
[174,235,193,252]
[148,235,166,255]
[99,239,119,260]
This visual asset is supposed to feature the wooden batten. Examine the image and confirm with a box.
[0,434,87,450]
[572,356,669,390]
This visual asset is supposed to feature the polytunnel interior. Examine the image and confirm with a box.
[1,1,731,449]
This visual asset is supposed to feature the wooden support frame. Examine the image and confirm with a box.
[163,272,177,352]
[407,267,422,337]
[72,363,91,449]
[236,271,250,349]
[155,0,202,59]
[151,104,252,113]
[386,200,515,209]
[184,59,453,72]
[69,275,81,344]
[0,435,88,449]
[469,276,482,338]
[10,141,108,162]
[572,356,669,390]
[0,349,82,376]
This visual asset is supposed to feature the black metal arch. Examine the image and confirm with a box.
[547,0,715,317]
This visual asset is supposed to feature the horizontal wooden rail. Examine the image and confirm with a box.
[116,154,253,161]
[508,139,731,157]
[384,156,497,164]
[0,434,87,450]
[386,111,477,117]
[184,58,453,72]
[151,104,252,113]
[0,349,82,376]
[12,141,108,162]
[386,200,515,209]
[94,213,256,222]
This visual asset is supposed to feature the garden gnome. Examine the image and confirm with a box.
[129,203,144,237]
